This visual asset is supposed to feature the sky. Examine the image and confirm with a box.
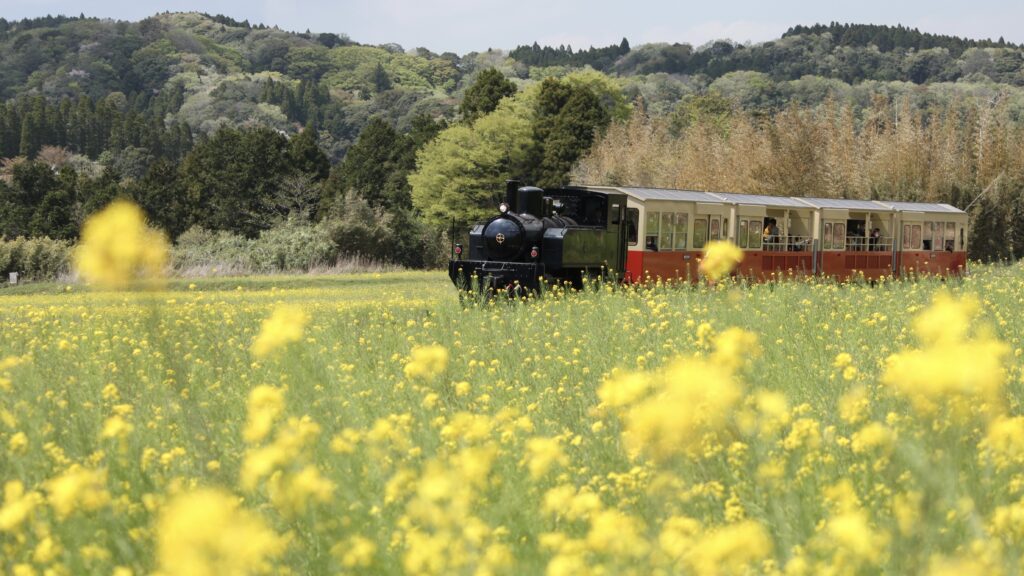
[3,0,1024,54]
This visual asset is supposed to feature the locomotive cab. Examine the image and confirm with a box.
[450,181,629,293]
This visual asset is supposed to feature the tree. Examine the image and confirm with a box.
[328,118,402,210]
[372,62,391,93]
[410,95,535,227]
[178,126,292,237]
[459,68,517,123]
[288,124,330,181]
[523,77,611,187]
[127,158,189,238]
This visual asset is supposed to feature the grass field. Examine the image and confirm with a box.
[2,265,1024,575]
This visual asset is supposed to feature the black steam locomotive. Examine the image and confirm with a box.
[449,181,629,293]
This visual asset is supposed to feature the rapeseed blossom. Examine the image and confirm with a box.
[614,357,741,460]
[404,344,449,380]
[74,200,168,288]
[882,294,1009,416]
[4,262,1024,574]
[44,466,110,518]
[250,305,309,357]
[243,385,286,443]
[155,488,287,576]
[0,481,41,533]
[699,240,743,281]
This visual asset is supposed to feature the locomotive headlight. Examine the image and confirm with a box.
[530,246,539,259]
[498,202,509,214]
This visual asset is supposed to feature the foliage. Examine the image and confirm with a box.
[410,95,536,228]
[459,68,517,122]
[509,38,630,71]
[0,235,72,279]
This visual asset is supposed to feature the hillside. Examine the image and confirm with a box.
[2,12,1024,267]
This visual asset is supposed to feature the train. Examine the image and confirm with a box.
[448,181,968,293]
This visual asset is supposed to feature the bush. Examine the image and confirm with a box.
[0,236,73,281]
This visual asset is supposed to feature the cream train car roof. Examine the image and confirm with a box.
[587,186,965,215]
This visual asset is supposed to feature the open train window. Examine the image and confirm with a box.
[626,208,638,246]
[923,222,933,250]
[547,194,607,226]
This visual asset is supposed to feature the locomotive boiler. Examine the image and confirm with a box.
[448,181,630,293]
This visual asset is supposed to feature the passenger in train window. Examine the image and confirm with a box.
[869,228,881,251]
[945,239,954,252]
[645,237,658,251]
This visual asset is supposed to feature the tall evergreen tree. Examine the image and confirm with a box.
[459,68,517,123]
[288,124,330,181]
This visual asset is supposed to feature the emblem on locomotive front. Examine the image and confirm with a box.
[495,233,505,244]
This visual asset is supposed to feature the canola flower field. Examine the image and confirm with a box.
[3,202,1024,575]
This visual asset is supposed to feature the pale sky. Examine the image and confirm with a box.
[3,0,1023,54]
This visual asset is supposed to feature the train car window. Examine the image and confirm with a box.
[738,221,748,248]
[626,208,639,246]
[945,222,955,251]
[659,213,674,251]
[611,203,621,225]
[834,222,846,250]
[748,220,763,250]
[923,222,933,250]
[674,214,688,250]
[902,224,911,249]
[910,224,922,250]
[548,194,608,226]
[645,211,660,251]
[823,222,833,250]
[710,218,721,241]
[959,226,964,250]
[932,222,942,251]
[693,218,708,249]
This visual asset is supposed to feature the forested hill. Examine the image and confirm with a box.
[2,13,1024,269]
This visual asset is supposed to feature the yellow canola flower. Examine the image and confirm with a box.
[522,437,569,479]
[100,415,134,439]
[8,431,28,453]
[699,240,743,281]
[620,357,741,461]
[0,480,42,533]
[267,465,335,517]
[45,466,111,518]
[826,509,889,566]
[74,200,168,289]
[250,305,309,358]
[913,292,978,347]
[243,385,286,444]
[880,294,1009,418]
[240,416,321,491]
[686,520,772,576]
[403,344,449,380]
[981,416,1024,469]
[711,327,760,371]
[155,488,287,576]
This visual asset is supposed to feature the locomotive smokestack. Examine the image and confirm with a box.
[505,180,520,213]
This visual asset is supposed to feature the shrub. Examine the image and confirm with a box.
[0,236,73,281]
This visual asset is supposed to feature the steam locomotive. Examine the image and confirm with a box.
[448,181,629,293]
[448,182,969,293]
